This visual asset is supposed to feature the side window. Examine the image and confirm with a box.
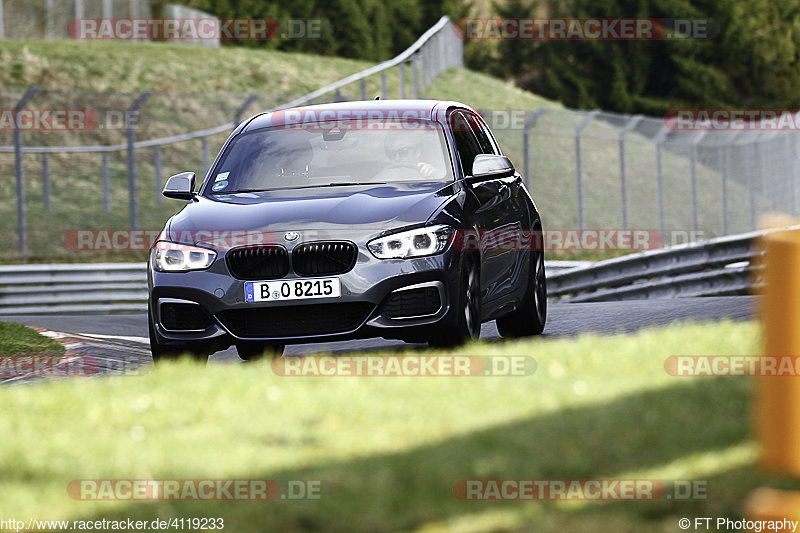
[469,113,497,155]
[449,111,480,176]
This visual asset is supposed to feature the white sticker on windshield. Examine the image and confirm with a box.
[215,171,230,182]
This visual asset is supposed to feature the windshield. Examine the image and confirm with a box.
[205,118,453,194]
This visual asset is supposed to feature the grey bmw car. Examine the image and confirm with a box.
[148,99,546,360]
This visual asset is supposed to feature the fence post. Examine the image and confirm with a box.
[720,141,732,235]
[13,87,39,261]
[0,0,4,40]
[74,0,83,19]
[522,108,549,189]
[689,131,707,235]
[154,146,163,205]
[399,63,406,98]
[233,94,258,126]
[380,71,387,99]
[411,57,419,99]
[45,0,54,39]
[42,153,50,211]
[202,137,209,177]
[102,152,110,213]
[574,110,599,230]
[126,91,152,230]
[654,125,670,236]
[360,78,367,100]
[749,138,759,230]
[618,115,644,230]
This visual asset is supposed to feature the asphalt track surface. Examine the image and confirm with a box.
[3,296,757,364]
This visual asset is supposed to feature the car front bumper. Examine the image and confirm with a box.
[148,248,464,347]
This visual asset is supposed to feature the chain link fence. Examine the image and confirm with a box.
[486,109,798,243]
[0,16,463,262]
[0,0,218,45]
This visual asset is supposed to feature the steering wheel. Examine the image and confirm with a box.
[374,162,422,181]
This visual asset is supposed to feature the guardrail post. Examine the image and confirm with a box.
[126,90,152,230]
[380,71,387,99]
[399,63,406,98]
[360,79,367,100]
[154,146,163,205]
[13,86,39,261]
[522,108,549,189]
[233,94,258,126]
[102,152,110,213]
[790,130,799,216]
[619,115,644,230]
[654,125,670,236]
[42,154,50,211]
[746,228,800,525]
[574,110,599,230]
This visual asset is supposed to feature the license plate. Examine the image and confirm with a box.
[245,277,341,303]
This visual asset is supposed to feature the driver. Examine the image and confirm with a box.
[384,132,437,178]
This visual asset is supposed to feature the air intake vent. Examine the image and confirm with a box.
[217,302,374,338]
[160,302,214,331]
[381,286,441,318]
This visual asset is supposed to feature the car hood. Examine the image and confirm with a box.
[166,181,458,248]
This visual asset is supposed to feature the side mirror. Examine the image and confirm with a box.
[472,154,515,178]
[162,172,196,200]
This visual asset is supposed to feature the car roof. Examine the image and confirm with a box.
[243,99,475,132]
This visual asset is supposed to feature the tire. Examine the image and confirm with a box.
[148,308,212,362]
[496,249,547,338]
[236,341,285,361]
[429,255,481,347]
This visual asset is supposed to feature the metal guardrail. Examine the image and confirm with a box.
[0,263,147,315]
[0,260,584,315]
[546,229,774,302]
[0,227,769,315]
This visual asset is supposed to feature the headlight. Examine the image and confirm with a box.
[368,225,453,259]
[150,241,216,272]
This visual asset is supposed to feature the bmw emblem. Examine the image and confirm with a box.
[284,231,300,241]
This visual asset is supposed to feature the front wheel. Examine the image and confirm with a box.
[496,249,547,338]
[429,256,481,348]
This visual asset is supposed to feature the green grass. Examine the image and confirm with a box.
[0,41,375,94]
[2,319,794,532]
[0,322,64,356]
